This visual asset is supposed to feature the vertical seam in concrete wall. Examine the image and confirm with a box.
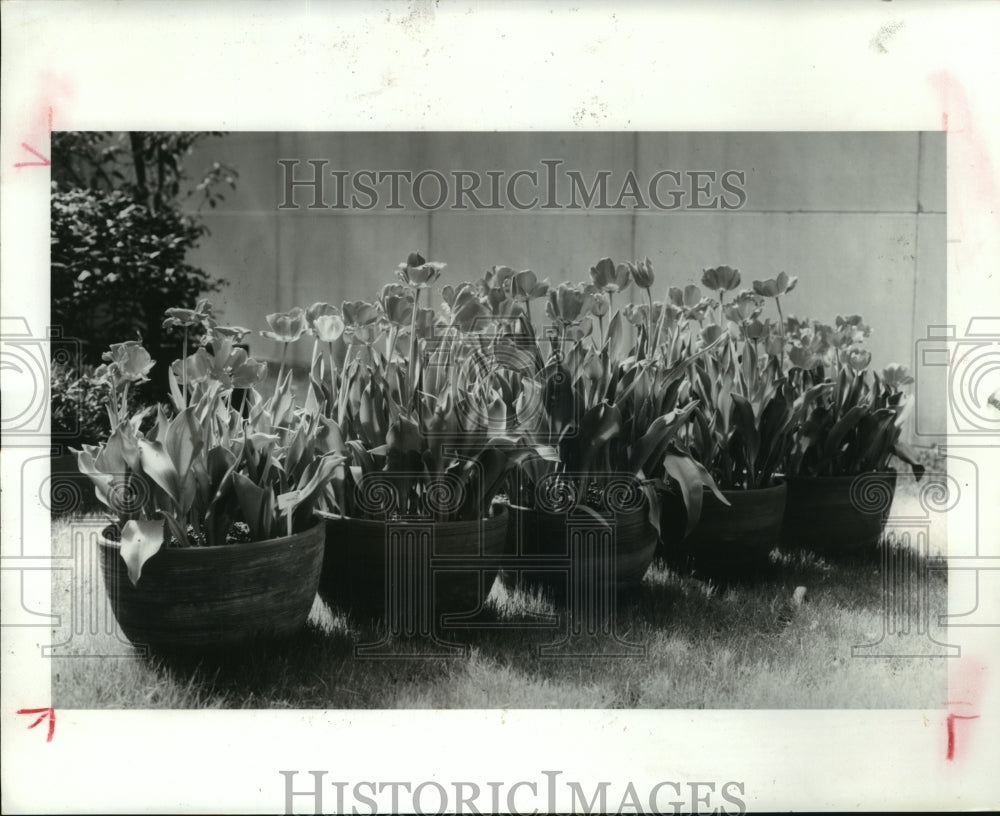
[630,131,639,305]
[274,132,285,312]
[427,210,434,262]
[909,133,924,445]
[912,133,923,361]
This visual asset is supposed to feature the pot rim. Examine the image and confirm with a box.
[316,504,509,529]
[504,499,649,517]
[98,517,326,553]
[783,470,899,483]
[659,479,787,497]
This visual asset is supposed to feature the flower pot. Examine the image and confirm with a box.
[659,482,787,577]
[318,507,509,623]
[501,503,658,600]
[780,472,897,558]
[99,520,326,651]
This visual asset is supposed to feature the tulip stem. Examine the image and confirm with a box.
[273,342,288,407]
[328,342,337,419]
[182,328,189,406]
[120,381,130,425]
[651,279,671,360]
[407,287,420,408]
[645,288,655,359]
[775,296,786,371]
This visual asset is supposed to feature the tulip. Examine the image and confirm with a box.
[752,272,798,369]
[450,288,491,333]
[305,301,340,329]
[228,348,268,389]
[260,306,307,405]
[723,290,764,324]
[881,363,914,390]
[847,347,872,373]
[397,252,445,289]
[208,324,251,344]
[752,271,798,299]
[701,265,742,298]
[511,269,549,301]
[589,258,632,316]
[313,314,346,343]
[382,293,415,328]
[547,282,595,326]
[341,300,381,328]
[788,343,818,371]
[485,265,516,293]
[162,299,215,331]
[589,290,610,318]
[261,307,307,343]
[102,340,155,383]
[632,257,655,290]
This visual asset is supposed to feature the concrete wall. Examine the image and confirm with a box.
[183,131,945,437]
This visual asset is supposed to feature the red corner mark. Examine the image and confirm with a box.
[945,710,979,761]
[17,707,55,742]
[14,142,50,169]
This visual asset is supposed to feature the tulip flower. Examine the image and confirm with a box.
[751,272,798,369]
[546,282,596,327]
[752,271,798,299]
[162,299,216,331]
[448,287,491,333]
[260,306,307,405]
[788,343,818,371]
[701,265,742,300]
[208,324,251,344]
[397,251,445,289]
[261,307,307,344]
[632,257,655,290]
[589,257,632,315]
[227,348,268,389]
[881,364,914,390]
[395,253,445,404]
[511,269,549,301]
[305,301,340,330]
[313,314,346,343]
[846,347,872,373]
[103,340,155,383]
[723,290,764,324]
[342,300,381,328]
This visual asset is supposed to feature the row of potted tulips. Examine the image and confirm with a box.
[74,252,923,651]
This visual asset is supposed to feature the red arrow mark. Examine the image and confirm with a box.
[17,707,56,742]
[14,142,50,169]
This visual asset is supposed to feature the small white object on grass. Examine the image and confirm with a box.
[777,586,808,627]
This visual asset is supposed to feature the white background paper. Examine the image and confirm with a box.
[2,1,999,813]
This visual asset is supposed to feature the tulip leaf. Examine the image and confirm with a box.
[119,518,165,586]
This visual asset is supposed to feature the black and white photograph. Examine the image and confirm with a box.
[2,3,998,814]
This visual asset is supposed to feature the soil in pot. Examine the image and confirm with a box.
[500,503,658,604]
[100,520,326,652]
[318,507,509,626]
[658,481,787,580]
[780,472,897,559]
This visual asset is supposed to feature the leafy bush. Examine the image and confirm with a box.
[50,131,235,392]
[51,185,221,370]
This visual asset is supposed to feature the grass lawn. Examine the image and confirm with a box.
[50,478,948,710]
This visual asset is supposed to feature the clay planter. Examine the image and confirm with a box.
[780,472,898,558]
[318,507,509,623]
[501,503,658,601]
[659,482,787,578]
[99,521,326,651]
